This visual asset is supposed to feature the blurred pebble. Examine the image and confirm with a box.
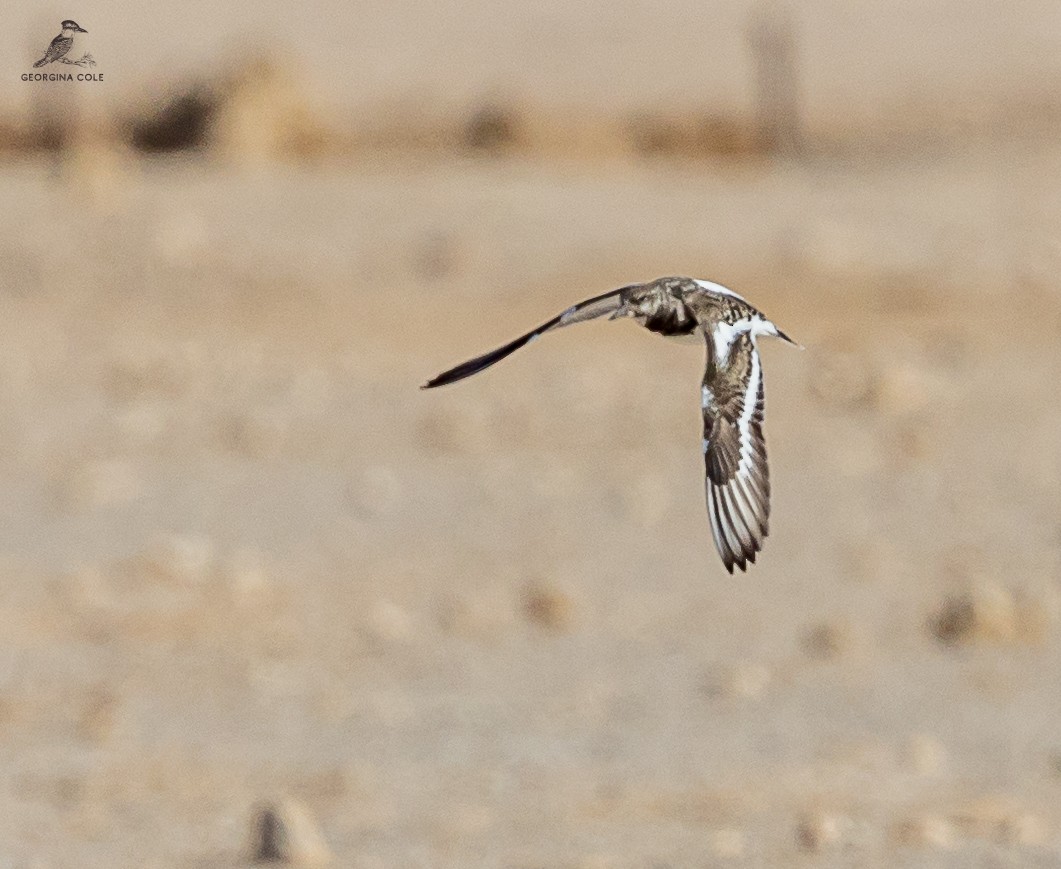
[892,814,954,848]
[996,812,1045,845]
[463,103,521,152]
[522,582,575,632]
[929,581,1039,646]
[933,585,1014,645]
[249,798,332,865]
[701,663,772,700]
[800,620,851,660]
[59,459,141,510]
[213,58,329,167]
[795,811,844,852]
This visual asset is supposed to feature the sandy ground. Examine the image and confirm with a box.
[0,139,1058,867]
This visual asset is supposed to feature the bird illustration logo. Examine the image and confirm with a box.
[422,277,801,573]
[33,19,89,68]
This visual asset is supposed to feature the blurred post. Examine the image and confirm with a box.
[746,0,803,157]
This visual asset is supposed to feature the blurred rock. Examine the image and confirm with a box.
[626,112,755,159]
[928,581,1051,646]
[214,58,330,166]
[951,798,1043,844]
[129,86,216,153]
[800,620,851,660]
[522,582,575,632]
[996,812,1045,845]
[795,811,845,852]
[930,583,1007,645]
[249,798,332,865]
[892,814,954,848]
[463,104,521,152]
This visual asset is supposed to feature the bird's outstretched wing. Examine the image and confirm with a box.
[422,288,627,388]
[702,333,770,573]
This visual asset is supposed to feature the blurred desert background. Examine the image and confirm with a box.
[1,1,1061,866]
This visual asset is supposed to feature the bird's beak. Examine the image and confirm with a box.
[76,25,88,32]
[776,328,804,350]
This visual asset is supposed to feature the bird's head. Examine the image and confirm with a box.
[61,20,87,33]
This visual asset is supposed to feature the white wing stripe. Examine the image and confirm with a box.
[735,349,761,479]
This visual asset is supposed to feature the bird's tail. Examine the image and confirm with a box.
[32,57,48,68]
[421,287,627,389]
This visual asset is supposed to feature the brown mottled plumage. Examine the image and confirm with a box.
[422,276,798,573]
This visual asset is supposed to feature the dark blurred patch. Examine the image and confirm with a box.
[463,104,521,152]
[249,799,332,865]
[800,620,851,660]
[129,87,217,153]
[521,581,575,632]
[626,112,759,160]
[928,583,1049,647]
[123,57,330,160]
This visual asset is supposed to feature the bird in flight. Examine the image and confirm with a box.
[33,20,88,68]
[422,276,799,573]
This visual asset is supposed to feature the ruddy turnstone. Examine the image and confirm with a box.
[422,276,799,573]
